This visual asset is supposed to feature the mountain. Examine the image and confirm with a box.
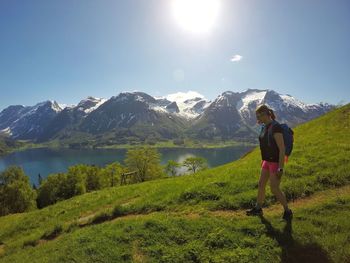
[162,91,212,119]
[38,97,107,142]
[0,89,335,144]
[188,89,334,141]
[79,92,189,142]
[0,100,62,140]
[235,89,334,126]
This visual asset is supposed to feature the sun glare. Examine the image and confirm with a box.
[172,0,221,34]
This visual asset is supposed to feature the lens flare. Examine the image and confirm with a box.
[172,0,221,34]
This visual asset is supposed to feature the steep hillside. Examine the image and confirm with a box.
[0,104,348,262]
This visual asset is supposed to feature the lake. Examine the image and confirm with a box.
[0,146,255,185]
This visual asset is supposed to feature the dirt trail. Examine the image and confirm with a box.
[77,196,141,225]
[109,185,350,222]
[28,185,350,249]
[90,185,350,224]
[209,185,350,219]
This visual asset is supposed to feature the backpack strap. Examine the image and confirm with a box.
[267,120,278,147]
[259,124,265,138]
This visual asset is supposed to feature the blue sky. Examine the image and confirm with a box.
[0,0,349,110]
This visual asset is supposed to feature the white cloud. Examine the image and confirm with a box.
[230,54,243,62]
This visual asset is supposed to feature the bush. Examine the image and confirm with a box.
[37,164,110,208]
[125,147,165,182]
[0,166,37,216]
[165,160,181,176]
[100,162,123,187]
[36,173,70,208]
[182,157,208,174]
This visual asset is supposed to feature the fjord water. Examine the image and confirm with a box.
[0,146,255,185]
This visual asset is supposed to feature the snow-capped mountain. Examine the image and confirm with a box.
[79,92,188,138]
[78,91,210,135]
[162,91,212,119]
[234,89,333,126]
[37,97,107,141]
[190,89,334,141]
[0,100,62,139]
[0,89,335,144]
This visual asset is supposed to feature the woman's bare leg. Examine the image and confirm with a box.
[257,168,270,207]
[269,173,288,210]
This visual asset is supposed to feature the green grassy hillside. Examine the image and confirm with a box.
[0,104,349,262]
[0,136,23,156]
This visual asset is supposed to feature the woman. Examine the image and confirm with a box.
[246,105,293,220]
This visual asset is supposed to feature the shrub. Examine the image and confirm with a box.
[125,147,164,182]
[182,157,208,174]
[0,166,37,216]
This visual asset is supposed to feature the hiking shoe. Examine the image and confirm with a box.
[246,207,263,216]
[282,209,293,220]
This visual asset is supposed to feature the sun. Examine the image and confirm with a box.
[172,0,221,34]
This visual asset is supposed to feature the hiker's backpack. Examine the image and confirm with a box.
[266,120,294,157]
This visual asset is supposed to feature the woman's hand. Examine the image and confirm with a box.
[274,132,285,172]
[276,170,283,179]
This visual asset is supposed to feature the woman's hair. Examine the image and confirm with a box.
[256,104,276,120]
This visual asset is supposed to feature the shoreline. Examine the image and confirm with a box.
[3,140,257,156]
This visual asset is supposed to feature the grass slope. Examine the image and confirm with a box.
[0,136,22,156]
[0,104,349,262]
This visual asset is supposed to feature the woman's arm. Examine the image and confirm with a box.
[274,132,285,170]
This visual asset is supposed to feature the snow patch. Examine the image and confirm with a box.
[50,101,62,113]
[149,105,168,113]
[237,91,267,112]
[58,103,69,109]
[0,127,12,136]
[84,98,107,114]
[135,95,145,102]
[280,94,310,112]
[165,91,209,119]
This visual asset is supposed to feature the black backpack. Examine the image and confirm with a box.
[265,120,294,157]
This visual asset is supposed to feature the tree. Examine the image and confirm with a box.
[85,165,102,191]
[65,165,88,195]
[124,147,164,183]
[165,160,181,176]
[100,162,124,187]
[0,166,37,216]
[36,173,68,208]
[36,165,91,209]
[182,156,208,174]
[38,173,43,186]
